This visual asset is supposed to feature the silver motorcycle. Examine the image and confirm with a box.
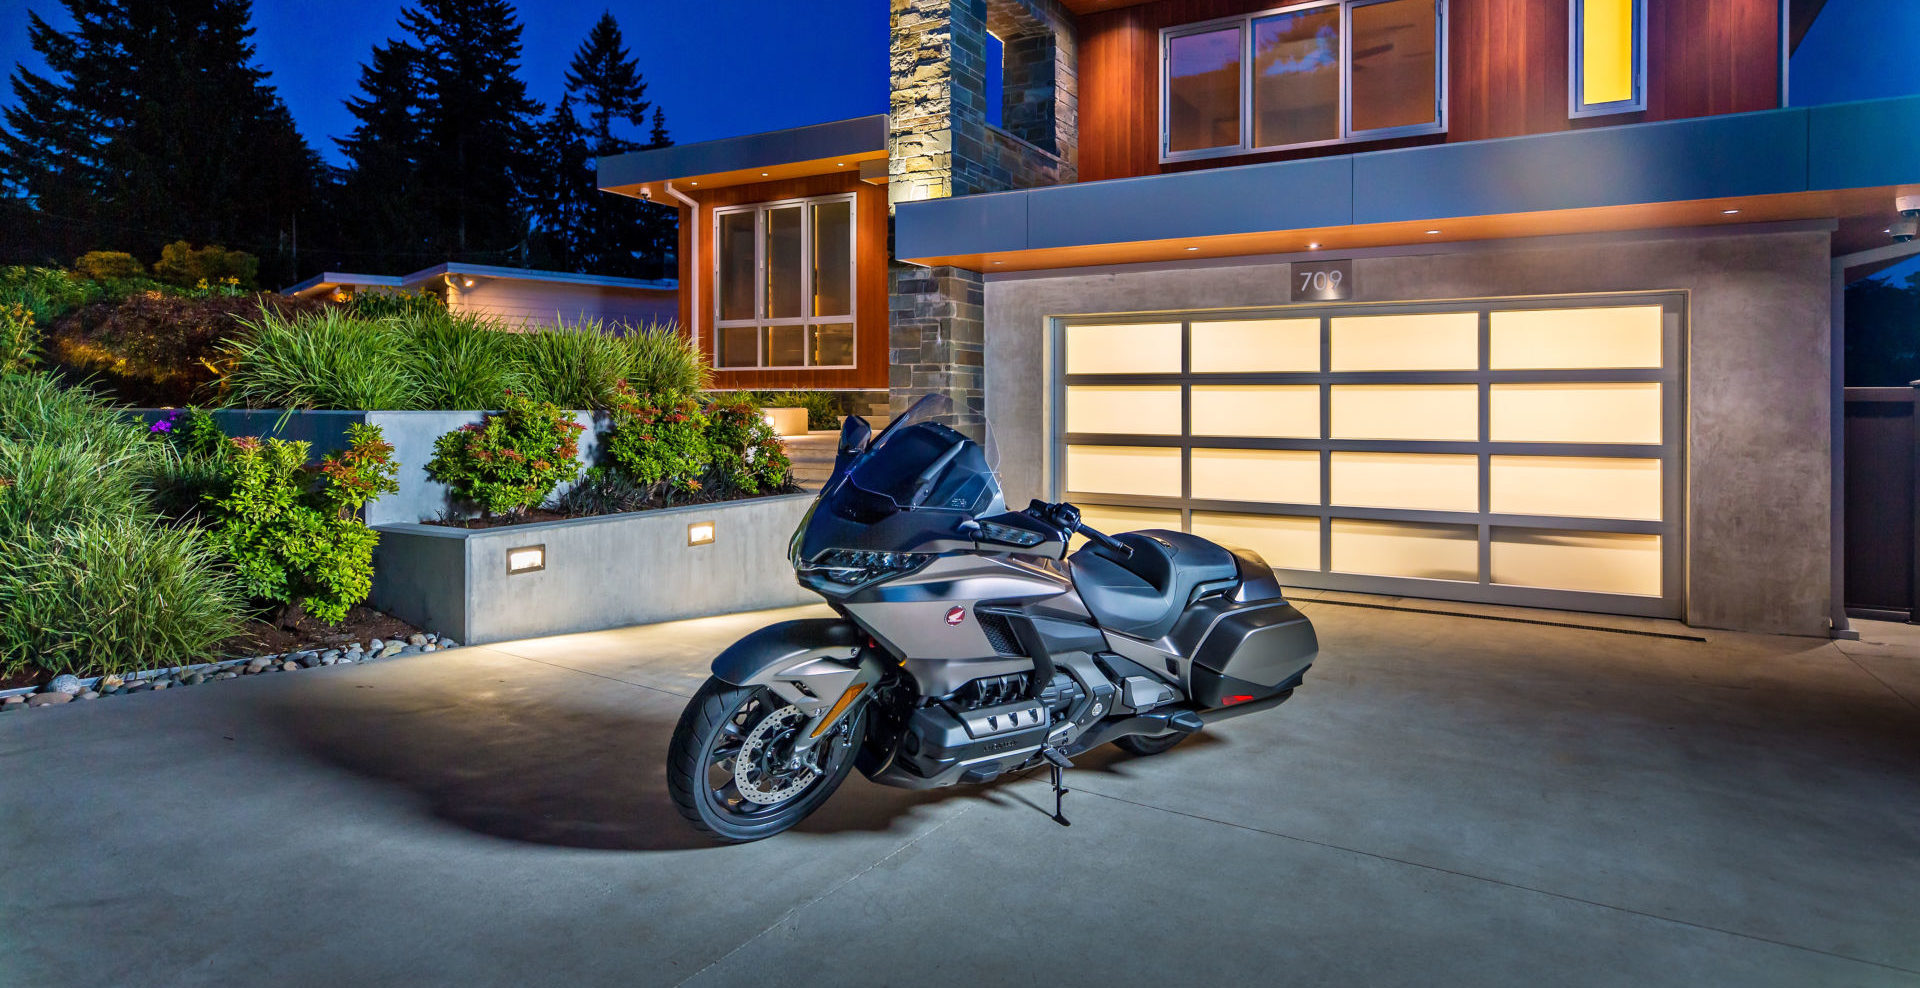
[666,395,1318,842]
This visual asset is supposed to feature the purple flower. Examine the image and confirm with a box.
[149,419,173,433]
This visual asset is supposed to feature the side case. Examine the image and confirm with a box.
[1169,547,1318,707]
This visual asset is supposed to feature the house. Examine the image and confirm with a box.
[599,0,1920,638]
[283,262,678,331]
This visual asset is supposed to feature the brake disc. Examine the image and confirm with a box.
[734,704,820,805]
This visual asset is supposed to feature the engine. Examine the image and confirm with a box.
[861,665,1119,790]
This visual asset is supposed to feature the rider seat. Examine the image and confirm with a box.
[1068,530,1238,641]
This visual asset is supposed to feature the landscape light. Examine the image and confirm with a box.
[688,521,716,546]
[506,545,546,574]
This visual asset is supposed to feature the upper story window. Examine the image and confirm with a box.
[712,193,856,370]
[1570,0,1646,117]
[1161,0,1446,164]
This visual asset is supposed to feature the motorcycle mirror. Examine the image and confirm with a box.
[838,415,873,455]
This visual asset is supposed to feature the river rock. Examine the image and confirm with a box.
[47,674,83,695]
[150,679,170,690]
[2,695,25,708]
[406,633,427,646]
[26,692,72,707]
[280,660,299,672]
[77,690,98,700]
[98,674,125,690]
[246,657,272,673]
[298,652,322,669]
[368,638,385,653]
[439,640,459,649]
[378,643,404,659]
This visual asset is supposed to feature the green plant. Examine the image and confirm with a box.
[201,424,398,625]
[1,302,37,374]
[404,311,524,410]
[703,392,793,496]
[548,466,653,516]
[73,251,143,281]
[348,288,447,320]
[426,391,583,519]
[604,382,711,500]
[225,308,423,410]
[1,265,100,323]
[43,289,329,407]
[623,322,709,396]
[0,517,245,678]
[513,319,631,409]
[152,242,258,289]
[750,390,844,431]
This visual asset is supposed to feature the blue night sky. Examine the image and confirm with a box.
[0,0,1916,164]
[0,0,891,163]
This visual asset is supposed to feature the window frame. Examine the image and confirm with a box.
[709,192,858,371]
[1158,0,1449,165]
[1568,0,1647,118]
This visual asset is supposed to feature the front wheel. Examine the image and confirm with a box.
[666,677,866,843]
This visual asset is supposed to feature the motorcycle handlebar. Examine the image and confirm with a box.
[1077,522,1133,558]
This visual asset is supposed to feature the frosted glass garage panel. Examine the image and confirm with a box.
[1331,384,1478,441]
[1191,512,1321,571]
[1329,312,1479,371]
[1492,529,1661,596]
[1065,323,1182,374]
[1190,448,1320,505]
[1065,445,1182,497]
[1489,306,1663,369]
[1190,319,1320,373]
[1065,386,1182,435]
[1331,519,1478,582]
[1490,383,1662,444]
[1191,385,1320,438]
[1073,505,1183,550]
[1330,452,1478,512]
[1489,456,1661,521]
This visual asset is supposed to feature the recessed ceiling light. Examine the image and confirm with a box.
[1721,208,1741,215]
[1425,229,1441,235]
[690,181,698,186]
[992,260,1003,265]
[761,172,769,177]
[1307,242,1321,250]
[837,162,846,167]
[1184,246,1199,251]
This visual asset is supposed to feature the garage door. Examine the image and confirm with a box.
[1054,295,1684,618]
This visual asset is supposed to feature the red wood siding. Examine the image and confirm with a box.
[674,172,889,391]
[1076,0,1781,183]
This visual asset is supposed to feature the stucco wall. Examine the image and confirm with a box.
[981,227,1834,635]
[448,279,676,330]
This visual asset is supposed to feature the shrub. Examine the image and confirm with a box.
[152,242,258,289]
[703,392,794,496]
[548,466,652,517]
[404,311,523,410]
[225,308,422,410]
[1,302,36,374]
[1,265,100,323]
[604,383,711,500]
[45,291,329,406]
[749,390,844,431]
[623,322,709,396]
[513,319,631,410]
[0,518,246,678]
[347,288,447,320]
[0,376,157,537]
[200,424,398,625]
[73,251,143,281]
[426,391,584,519]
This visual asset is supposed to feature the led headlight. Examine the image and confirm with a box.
[800,549,933,586]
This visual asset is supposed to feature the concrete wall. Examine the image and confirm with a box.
[982,226,1835,635]
[448,279,677,330]
[370,494,819,644]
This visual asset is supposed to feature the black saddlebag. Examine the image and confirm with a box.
[1169,595,1318,708]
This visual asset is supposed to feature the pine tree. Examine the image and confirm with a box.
[337,41,429,270]
[564,11,649,154]
[647,107,671,149]
[530,96,593,271]
[0,0,318,278]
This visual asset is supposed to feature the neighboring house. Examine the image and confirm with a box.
[284,263,678,331]
[600,0,1920,638]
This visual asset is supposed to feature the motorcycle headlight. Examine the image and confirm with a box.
[798,548,933,586]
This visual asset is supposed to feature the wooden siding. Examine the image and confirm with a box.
[1077,0,1781,183]
[448,279,677,330]
[675,172,889,391]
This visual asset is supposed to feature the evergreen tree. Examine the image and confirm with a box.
[529,96,593,271]
[647,107,672,149]
[564,11,649,153]
[336,41,429,270]
[0,0,318,279]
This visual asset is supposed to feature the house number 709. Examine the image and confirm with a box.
[1291,259,1353,302]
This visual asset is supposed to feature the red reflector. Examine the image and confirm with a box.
[1221,694,1256,706]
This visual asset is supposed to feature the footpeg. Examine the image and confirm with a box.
[1041,746,1073,827]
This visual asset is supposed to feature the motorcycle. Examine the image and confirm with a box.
[666,394,1318,842]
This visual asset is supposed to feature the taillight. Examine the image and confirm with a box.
[1220,694,1256,706]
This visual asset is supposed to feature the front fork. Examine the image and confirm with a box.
[762,650,887,763]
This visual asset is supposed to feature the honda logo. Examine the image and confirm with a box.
[946,606,966,627]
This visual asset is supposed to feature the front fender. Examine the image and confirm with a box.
[711,619,866,686]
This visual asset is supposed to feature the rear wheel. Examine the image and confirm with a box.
[1114,732,1185,756]
[666,678,866,843]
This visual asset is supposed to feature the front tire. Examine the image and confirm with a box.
[667,677,865,843]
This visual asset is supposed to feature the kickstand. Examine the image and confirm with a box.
[1041,747,1072,827]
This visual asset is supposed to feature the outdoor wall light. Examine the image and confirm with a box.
[688,521,716,547]
[461,277,476,288]
[506,544,546,575]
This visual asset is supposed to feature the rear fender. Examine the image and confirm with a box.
[711,619,887,754]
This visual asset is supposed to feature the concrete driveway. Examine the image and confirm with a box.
[2,597,1917,987]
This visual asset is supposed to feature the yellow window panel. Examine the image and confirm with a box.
[1065,445,1182,498]
[1331,518,1478,582]
[1492,529,1660,596]
[1073,504,1183,550]
[1489,456,1661,521]
[1489,306,1662,369]
[1190,448,1321,505]
[1580,0,1636,106]
[1490,382,1662,444]
[1192,512,1321,571]
[1329,311,1479,371]
[1191,385,1320,438]
[1191,318,1320,373]
[1330,384,1478,441]
[1064,323,1182,375]
[1065,386,1182,436]
[1330,452,1479,512]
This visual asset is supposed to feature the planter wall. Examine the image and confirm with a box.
[368,493,818,644]
[136,408,608,526]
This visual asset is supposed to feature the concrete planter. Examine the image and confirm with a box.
[136,408,608,526]
[761,406,809,437]
[368,493,818,645]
